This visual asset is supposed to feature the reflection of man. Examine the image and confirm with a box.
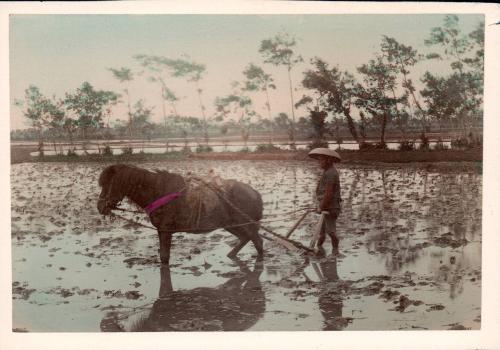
[314,256,346,331]
[308,148,342,252]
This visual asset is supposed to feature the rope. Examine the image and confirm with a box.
[188,176,316,253]
[109,210,312,233]
[106,174,317,253]
[113,201,315,219]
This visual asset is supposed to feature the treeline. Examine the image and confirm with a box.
[13,15,483,154]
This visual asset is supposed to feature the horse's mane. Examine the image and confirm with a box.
[99,164,185,194]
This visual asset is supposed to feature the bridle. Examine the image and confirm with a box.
[100,176,123,212]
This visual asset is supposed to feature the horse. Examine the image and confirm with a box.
[97,164,264,264]
[100,258,265,331]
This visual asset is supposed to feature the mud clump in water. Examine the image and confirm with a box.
[12,282,36,300]
[433,233,468,248]
[393,295,423,312]
[427,304,445,312]
[123,256,158,267]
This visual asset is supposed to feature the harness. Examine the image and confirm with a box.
[143,192,183,215]
[103,176,183,216]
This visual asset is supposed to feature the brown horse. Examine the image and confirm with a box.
[97,164,264,264]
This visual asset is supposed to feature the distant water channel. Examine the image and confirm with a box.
[28,140,452,156]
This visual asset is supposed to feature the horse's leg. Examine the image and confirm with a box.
[159,265,173,296]
[226,227,250,258]
[158,231,172,265]
[245,224,264,259]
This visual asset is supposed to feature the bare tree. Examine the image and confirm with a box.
[259,32,303,149]
[108,67,134,147]
[242,63,276,143]
[167,57,210,144]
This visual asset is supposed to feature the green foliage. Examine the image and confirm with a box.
[121,147,133,155]
[355,56,402,144]
[243,63,276,92]
[259,32,303,68]
[238,147,250,153]
[302,58,360,142]
[451,133,482,150]
[64,82,118,137]
[19,85,49,130]
[421,16,484,137]
[308,139,329,150]
[255,143,281,152]
[195,144,213,153]
[359,142,387,151]
[131,100,154,134]
[167,57,206,82]
[66,149,78,157]
[418,133,430,150]
[108,67,133,82]
[398,140,415,151]
[309,108,328,140]
[274,113,294,139]
[102,145,113,156]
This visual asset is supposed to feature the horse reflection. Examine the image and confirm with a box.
[311,255,347,331]
[115,259,264,332]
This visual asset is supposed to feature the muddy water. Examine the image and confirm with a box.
[11,161,482,331]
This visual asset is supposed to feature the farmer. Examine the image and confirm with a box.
[308,148,342,252]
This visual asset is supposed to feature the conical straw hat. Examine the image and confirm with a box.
[308,148,341,161]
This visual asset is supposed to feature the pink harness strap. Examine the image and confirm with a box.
[144,192,182,215]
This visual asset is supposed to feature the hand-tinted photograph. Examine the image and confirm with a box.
[10,13,483,332]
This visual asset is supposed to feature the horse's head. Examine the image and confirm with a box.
[97,165,125,215]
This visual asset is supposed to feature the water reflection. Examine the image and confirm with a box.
[311,256,348,331]
[100,258,265,332]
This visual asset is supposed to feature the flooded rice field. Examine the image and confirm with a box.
[11,160,482,331]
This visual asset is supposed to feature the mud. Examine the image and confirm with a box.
[11,160,481,331]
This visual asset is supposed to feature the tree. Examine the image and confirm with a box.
[380,36,423,136]
[301,58,362,144]
[108,67,134,145]
[64,82,118,151]
[355,55,402,146]
[259,32,303,148]
[423,15,484,139]
[273,113,294,142]
[134,54,179,149]
[242,63,276,143]
[45,97,66,154]
[63,117,78,150]
[167,57,210,144]
[15,85,51,156]
[131,99,154,150]
[215,82,258,148]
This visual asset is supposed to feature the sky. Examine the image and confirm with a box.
[9,14,483,130]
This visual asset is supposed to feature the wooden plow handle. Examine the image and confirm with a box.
[309,211,327,250]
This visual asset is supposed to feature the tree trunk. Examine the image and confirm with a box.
[195,81,209,145]
[160,87,168,152]
[125,88,132,148]
[286,67,296,149]
[38,128,44,157]
[380,112,387,145]
[342,109,360,144]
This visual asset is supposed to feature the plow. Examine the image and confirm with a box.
[108,174,326,256]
